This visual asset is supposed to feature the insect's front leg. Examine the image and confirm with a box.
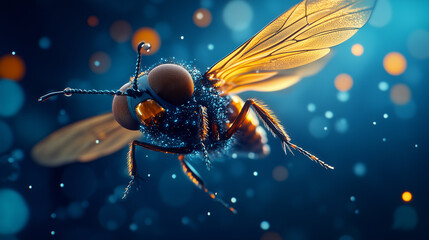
[224,99,334,169]
[122,140,194,199]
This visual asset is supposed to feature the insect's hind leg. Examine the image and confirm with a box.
[178,155,237,214]
[224,99,334,169]
[122,140,194,199]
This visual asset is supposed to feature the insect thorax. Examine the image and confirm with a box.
[139,62,233,154]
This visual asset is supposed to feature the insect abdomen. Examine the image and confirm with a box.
[228,96,270,156]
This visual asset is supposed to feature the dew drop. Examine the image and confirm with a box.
[64,87,72,97]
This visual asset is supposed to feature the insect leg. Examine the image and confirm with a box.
[122,140,194,199]
[178,155,237,214]
[198,105,211,169]
[224,99,334,169]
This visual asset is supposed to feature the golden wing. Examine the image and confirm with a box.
[205,0,375,94]
[32,113,141,167]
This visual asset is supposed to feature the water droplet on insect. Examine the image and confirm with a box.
[60,183,64,188]
[253,171,258,176]
[64,87,72,97]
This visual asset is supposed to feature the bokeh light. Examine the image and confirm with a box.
[0,79,25,117]
[223,1,253,31]
[337,92,350,102]
[351,44,364,56]
[335,118,349,133]
[260,221,270,230]
[87,16,99,27]
[61,165,98,201]
[334,74,353,92]
[395,100,416,119]
[378,81,389,91]
[158,169,193,207]
[353,162,366,177]
[307,103,316,112]
[98,203,126,231]
[0,54,26,81]
[407,30,429,59]
[393,205,418,230]
[0,189,29,234]
[390,84,411,105]
[193,8,212,28]
[383,52,407,76]
[308,116,330,138]
[272,166,288,182]
[369,0,392,28]
[89,52,111,74]
[39,36,51,50]
[110,20,132,43]
[132,27,161,55]
[402,191,412,202]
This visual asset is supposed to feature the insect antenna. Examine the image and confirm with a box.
[132,42,151,91]
[38,42,151,102]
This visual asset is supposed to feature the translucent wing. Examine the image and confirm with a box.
[32,113,141,167]
[205,0,375,94]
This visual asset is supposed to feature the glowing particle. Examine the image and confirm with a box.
[0,189,30,234]
[171,174,176,179]
[372,121,376,126]
[232,153,237,159]
[39,37,51,50]
[248,152,255,159]
[337,91,350,102]
[350,196,356,202]
[60,183,64,188]
[207,211,211,216]
[11,51,15,55]
[132,27,161,55]
[193,8,212,28]
[382,138,387,142]
[334,73,353,92]
[383,113,389,119]
[147,174,151,177]
[50,213,56,219]
[208,44,214,50]
[129,223,138,231]
[180,36,184,40]
[355,209,359,214]
[51,231,55,235]
[0,80,25,117]
[260,221,270,230]
[378,81,389,91]
[87,16,99,27]
[351,43,364,56]
[89,52,111,74]
[95,139,100,144]
[28,185,32,189]
[231,197,237,203]
[335,118,349,133]
[253,171,258,176]
[324,111,334,119]
[415,144,418,148]
[353,162,366,177]
[307,103,316,112]
[324,126,328,131]
[390,84,411,105]
[384,52,407,76]
[223,1,253,31]
[402,191,412,202]
[369,0,392,27]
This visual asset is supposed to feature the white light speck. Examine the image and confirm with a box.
[307,103,316,112]
[171,174,176,179]
[231,197,237,203]
[350,196,356,202]
[382,138,387,142]
[324,126,328,131]
[147,173,151,177]
[378,81,389,91]
[415,144,418,148]
[60,183,64,188]
[180,36,184,40]
[372,121,377,125]
[95,139,100,144]
[12,51,16,55]
[207,211,211,216]
[253,171,258,176]
[196,12,204,20]
[29,185,32,189]
[208,44,214,50]
[232,153,237,159]
[260,221,270,230]
[355,209,359,214]
[383,113,389,119]
[51,231,55,235]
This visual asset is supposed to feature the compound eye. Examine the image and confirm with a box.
[135,99,165,126]
[148,64,194,105]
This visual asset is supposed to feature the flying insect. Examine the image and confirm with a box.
[33,0,375,213]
